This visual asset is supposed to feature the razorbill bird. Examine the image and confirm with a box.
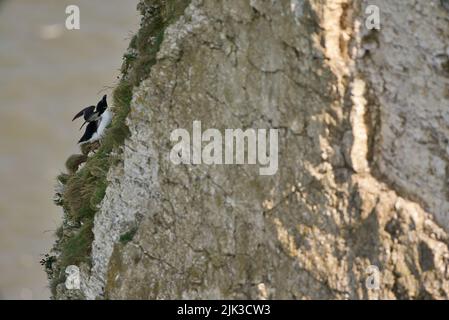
[72,94,108,130]
[76,95,112,145]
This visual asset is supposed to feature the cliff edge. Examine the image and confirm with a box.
[48,0,449,299]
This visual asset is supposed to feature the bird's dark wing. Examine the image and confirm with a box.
[72,105,96,121]
[83,106,97,121]
[78,121,98,144]
[95,95,108,115]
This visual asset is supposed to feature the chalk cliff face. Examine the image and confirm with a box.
[53,0,449,299]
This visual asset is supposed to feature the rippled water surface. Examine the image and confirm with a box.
[0,0,139,299]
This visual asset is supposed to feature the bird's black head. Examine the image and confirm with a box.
[96,94,108,114]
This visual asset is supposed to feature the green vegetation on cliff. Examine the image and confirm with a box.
[46,0,191,298]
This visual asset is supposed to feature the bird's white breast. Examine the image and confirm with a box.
[97,110,112,138]
[86,110,112,144]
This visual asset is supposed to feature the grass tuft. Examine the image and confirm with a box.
[59,220,94,267]
[65,154,88,174]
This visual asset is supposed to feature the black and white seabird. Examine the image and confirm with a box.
[72,94,108,130]
[73,95,112,145]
